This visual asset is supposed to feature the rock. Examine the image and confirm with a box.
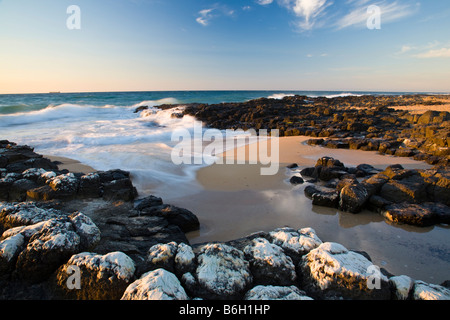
[300,242,391,300]
[102,178,138,201]
[121,268,188,300]
[79,173,101,198]
[339,183,370,214]
[134,195,164,211]
[289,176,304,185]
[146,242,178,273]
[381,203,438,227]
[244,285,313,300]
[286,163,299,169]
[47,173,79,198]
[413,280,450,300]
[316,157,345,168]
[312,190,339,208]
[389,275,414,300]
[0,233,25,277]
[140,204,200,233]
[0,202,64,230]
[268,227,322,263]
[193,243,252,300]
[243,238,297,286]
[0,207,101,284]
[9,179,38,202]
[55,251,136,300]
[379,176,428,204]
[175,242,196,275]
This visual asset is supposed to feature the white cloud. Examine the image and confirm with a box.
[415,48,450,59]
[196,8,214,26]
[256,0,274,5]
[277,0,331,30]
[336,1,418,29]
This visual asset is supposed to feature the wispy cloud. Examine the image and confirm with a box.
[335,0,418,29]
[415,48,450,59]
[253,0,417,31]
[196,8,215,26]
[396,41,450,59]
[196,5,235,26]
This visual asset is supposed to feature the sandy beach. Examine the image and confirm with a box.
[44,155,96,174]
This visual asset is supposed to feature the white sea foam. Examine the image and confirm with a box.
[267,93,296,100]
[1,98,211,198]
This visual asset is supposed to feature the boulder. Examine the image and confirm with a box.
[381,203,438,227]
[413,281,450,300]
[244,285,313,300]
[140,204,200,233]
[299,242,391,300]
[289,176,304,185]
[192,243,252,300]
[243,238,297,286]
[121,268,188,300]
[146,241,178,273]
[102,178,137,202]
[389,275,414,300]
[268,227,322,264]
[379,176,428,204]
[55,251,136,300]
[0,207,100,283]
[339,183,370,214]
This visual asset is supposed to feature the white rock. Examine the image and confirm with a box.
[390,275,414,300]
[121,268,188,300]
[147,242,178,264]
[301,242,390,299]
[196,243,252,298]
[175,242,195,272]
[68,251,136,281]
[269,227,322,257]
[245,285,313,300]
[413,281,450,300]
[243,237,296,284]
[0,233,24,262]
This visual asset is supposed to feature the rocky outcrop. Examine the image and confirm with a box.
[151,95,450,167]
[0,141,137,203]
[298,157,450,227]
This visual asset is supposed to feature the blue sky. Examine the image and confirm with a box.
[0,0,449,93]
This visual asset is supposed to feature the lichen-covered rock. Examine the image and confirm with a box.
[268,227,322,263]
[194,243,252,300]
[56,251,136,300]
[413,281,450,300]
[300,242,391,300]
[389,275,414,300]
[244,285,313,300]
[0,202,64,230]
[147,241,178,272]
[243,238,296,286]
[47,173,80,198]
[175,242,195,275]
[15,218,82,282]
[0,209,100,284]
[121,268,188,300]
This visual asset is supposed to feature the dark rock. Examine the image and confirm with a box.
[382,203,438,227]
[134,195,164,211]
[140,204,200,233]
[339,184,370,214]
[102,178,138,201]
[289,176,304,185]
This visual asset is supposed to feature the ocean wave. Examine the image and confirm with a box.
[267,93,296,100]
[324,93,364,99]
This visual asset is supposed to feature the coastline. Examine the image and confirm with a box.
[44,155,96,174]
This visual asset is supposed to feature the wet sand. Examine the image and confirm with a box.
[44,155,96,173]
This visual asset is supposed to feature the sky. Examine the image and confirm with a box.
[0,0,449,94]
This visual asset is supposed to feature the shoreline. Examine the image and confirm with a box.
[44,155,96,174]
